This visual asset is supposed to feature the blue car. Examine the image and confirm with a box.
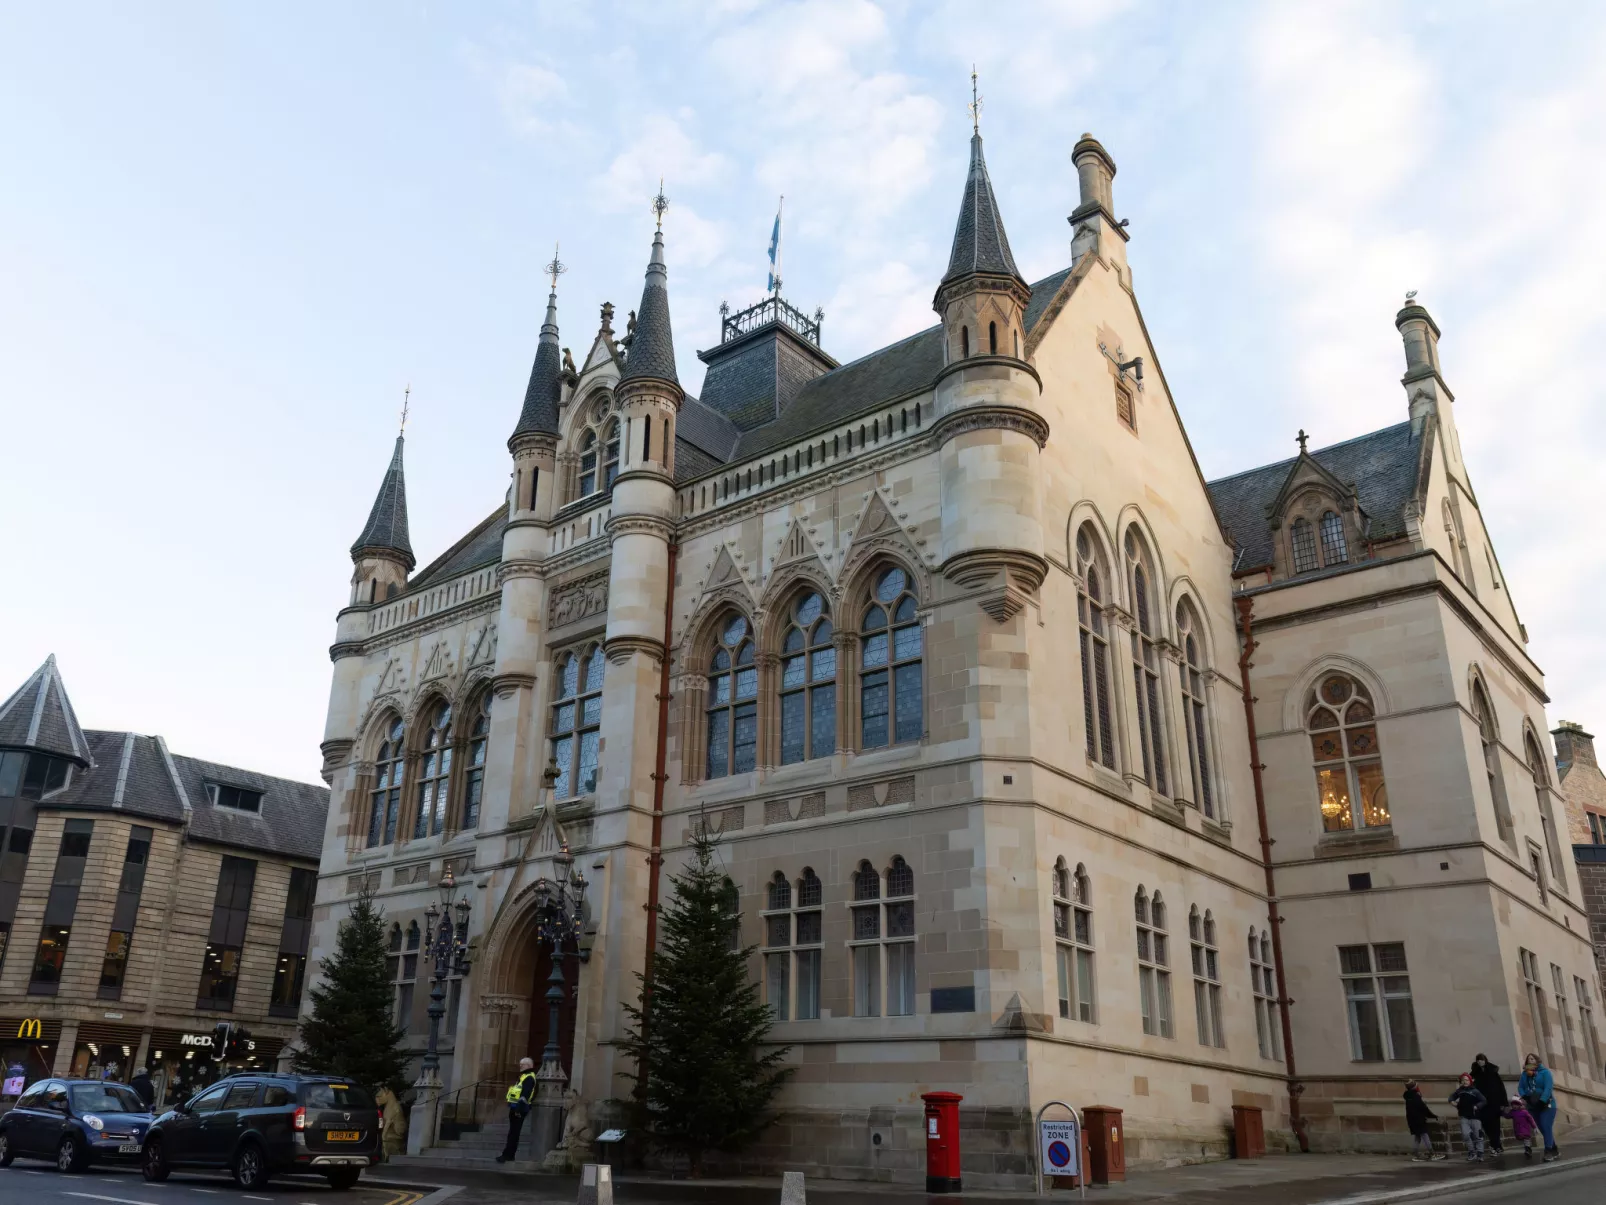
[0,1078,154,1172]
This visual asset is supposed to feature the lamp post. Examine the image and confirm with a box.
[406,867,471,1155]
[528,838,588,1162]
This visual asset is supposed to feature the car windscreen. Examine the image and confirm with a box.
[299,1082,374,1109]
[70,1083,145,1113]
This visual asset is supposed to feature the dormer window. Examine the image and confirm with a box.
[1320,511,1349,564]
[1291,518,1319,573]
[206,782,264,813]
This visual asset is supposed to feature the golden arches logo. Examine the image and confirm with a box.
[17,1018,43,1040]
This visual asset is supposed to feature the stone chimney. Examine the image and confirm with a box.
[1553,722,1597,773]
[1069,133,1129,276]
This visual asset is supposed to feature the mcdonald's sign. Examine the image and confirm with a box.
[16,1018,44,1042]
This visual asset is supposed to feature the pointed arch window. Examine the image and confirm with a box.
[1176,602,1214,817]
[1135,888,1173,1037]
[707,615,758,778]
[850,857,915,1017]
[367,717,404,848]
[1053,859,1096,1023]
[1189,907,1224,1047]
[861,567,922,749]
[551,645,604,798]
[1309,673,1389,832]
[780,591,836,764]
[1320,511,1349,565]
[578,431,599,497]
[413,701,453,840]
[762,867,823,1021]
[1126,530,1168,795]
[602,419,621,489]
[1249,928,1281,1060]
[1291,517,1319,574]
[1076,526,1117,769]
[1526,733,1565,880]
[462,692,491,830]
[1471,683,1513,842]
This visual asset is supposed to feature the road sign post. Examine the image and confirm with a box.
[1034,1101,1085,1198]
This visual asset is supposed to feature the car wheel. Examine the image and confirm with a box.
[142,1138,171,1183]
[0,1131,14,1167]
[325,1167,362,1191]
[231,1141,270,1190]
[57,1135,86,1174]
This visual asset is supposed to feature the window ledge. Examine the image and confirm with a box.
[846,742,924,772]
[1315,827,1399,858]
[1150,795,1187,827]
[1201,816,1234,846]
[556,796,597,821]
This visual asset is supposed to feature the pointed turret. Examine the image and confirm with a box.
[348,434,413,605]
[618,229,680,389]
[510,288,563,444]
[0,654,92,766]
[941,131,1025,290]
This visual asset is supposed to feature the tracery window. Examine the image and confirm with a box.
[575,418,622,500]
[706,615,758,779]
[764,868,823,1021]
[1526,733,1563,878]
[1126,530,1168,795]
[413,701,453,840]
[1176,600,1214,817]
[1053,859,1095,1023]
[1308,673,1389,832]
[1320,511,1348,565]
[860,567,922,749]
[578,430,599,497]
[780,591,836,764]
[367,716,404,848]
[850,857,916,1017]
[1250,927,1281,1060]
[462,692,491,830]
[1190,907,1224,1048]
[552,645,605,799]
[1291,518,1319,574]
[1075,525,1116,769]
[1471,682,1513,841]
[1135,888,1173,1037]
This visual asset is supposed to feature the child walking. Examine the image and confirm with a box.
[1504,1095,1539,1160]
[1403,1080,1446,1161]
[1449,1074,1487,1161]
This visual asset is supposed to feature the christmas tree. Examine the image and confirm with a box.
[293,883,410,1094]
[621,832,793,1173]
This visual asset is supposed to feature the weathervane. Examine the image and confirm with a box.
[969,66,983,133]
[545,243,567,292]
[400,384,411,434]
[652,178,669,231]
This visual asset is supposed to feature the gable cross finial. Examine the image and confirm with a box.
[400,383,411,434]
[968,66,983,134]
[1296,428,1309,455]
[544,243,567,292]
[652,178,669,231]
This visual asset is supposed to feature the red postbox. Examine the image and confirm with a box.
[922,1091,963,1192]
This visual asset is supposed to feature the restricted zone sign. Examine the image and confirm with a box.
[1040,1117,1080,1178]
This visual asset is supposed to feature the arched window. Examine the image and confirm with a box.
[1527,733,1564,879]
[988,321,998,354]
[767,871,792,911]
[462,692,491,830]
[367,716,404,848]
[388,923,402,954]
[850,858,915,1017]
[860,566,922,749]
[1291,517,1318,574]
[413,700,453,840]
[1308,673,1389,832]
[764,868,821,1021]
[1053,860,1095,1023]
[1135,887,1173,1037]
[552,645,605,798]
[780,591,836,764]
[1189,906,1224,1047]
[1320,511,1348,565]
[706,614,758,778]
[1076,525,1117,769]
[1249,928,1280,1060]
[1470,682,1512,841]
[578,430,599,497]
[1126,529,1168,795]
[1176,601,1214,817]
[602,419,621,490]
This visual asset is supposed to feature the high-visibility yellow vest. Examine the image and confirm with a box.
[506,1070,536,1103]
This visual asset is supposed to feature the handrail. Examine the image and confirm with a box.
[435,1076,505,1138]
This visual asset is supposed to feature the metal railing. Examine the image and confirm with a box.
[435,1077,505,1140]
[721,295,822,346]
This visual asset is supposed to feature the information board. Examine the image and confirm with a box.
[1039,1117,1080,1178]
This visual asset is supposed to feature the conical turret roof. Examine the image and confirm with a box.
[510,289,563,443]
[0,654,93,765]
[619,230,679,388]
[942,133,1023,286]
[351,434,415,570]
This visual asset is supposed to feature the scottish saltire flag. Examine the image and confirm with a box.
[767,197,783,292]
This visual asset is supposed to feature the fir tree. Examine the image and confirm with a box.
[293,883,410,1094]
[621,832,793,1173]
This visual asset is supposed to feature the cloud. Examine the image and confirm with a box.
[595,112,731,212]
[460,43,571,138]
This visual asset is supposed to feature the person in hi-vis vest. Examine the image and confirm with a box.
[497,1057,538,1163]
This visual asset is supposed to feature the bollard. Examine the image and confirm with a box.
[781,1170,806,1205]
[578,1162,614,1205]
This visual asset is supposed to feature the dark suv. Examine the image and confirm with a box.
[0,1079,154,1171]
[142,1072,379,1190]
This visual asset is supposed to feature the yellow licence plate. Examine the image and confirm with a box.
[327,1131,360,1141]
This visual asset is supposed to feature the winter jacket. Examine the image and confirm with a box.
[1503,1102,1538,1140]
[129,1073,155,1109]
[1518,1066,1555,1110]
[1449,1086,1486,1119]
[1470,1061,1505,1111]
[1403,1088,1436,1134]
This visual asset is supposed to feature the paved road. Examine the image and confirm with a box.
[0,1162,436,1205]
[1412,1161,1604,1203]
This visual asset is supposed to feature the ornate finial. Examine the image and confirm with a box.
[652,178,669,231]
[814,306,824,323]
[719,300,730,318]
[399,383,411,434]
[1296,428,1309,455]
[1404,289,1418,305]
[968,66,983,133]
[544,243,567,292]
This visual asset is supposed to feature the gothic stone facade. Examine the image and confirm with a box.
[308,131,1605,1182]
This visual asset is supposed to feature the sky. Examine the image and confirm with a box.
[3,1,1604,783]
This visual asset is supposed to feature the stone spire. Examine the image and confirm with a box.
[350,434,415,572]
[618,228,679,388]
[940,131,1024,292]
[0,654,93,766]
[510,287,563,444]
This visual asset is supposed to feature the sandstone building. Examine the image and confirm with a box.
[307,123,1605,1180]
[0,656,326,1107]
[1555,722,1606,982]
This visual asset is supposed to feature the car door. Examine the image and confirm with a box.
[165,1082,227,1166]
[6,1084,46,1155]
[38,1083,71,1154]
[200,1081,259,1167]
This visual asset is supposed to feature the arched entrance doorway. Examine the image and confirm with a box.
[527,939,580,1079]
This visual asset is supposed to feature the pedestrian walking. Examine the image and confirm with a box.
[1518,1053,1559,1161]
[1504,1095,1539,1160]
[1449,1074,1487,1161]
[1469,1053,1506,1153]
[1403,1080,1446,1161]
[129,1067,155,1109]
[496,1057,538,1164]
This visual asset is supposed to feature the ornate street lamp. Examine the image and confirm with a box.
[420,867,473,1086]
[528,833,588,1161]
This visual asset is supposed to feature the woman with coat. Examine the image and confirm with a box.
[1517,1053,1559,1161]
[1470,1054,1507,1154]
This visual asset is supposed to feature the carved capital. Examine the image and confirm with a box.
[931,404,1050,450]
[605,513,674,542]
[498,558,545,584]
[604,634,665,665]
[492,671,536,698]
[319,739,356,783]
[942,549,1049,623]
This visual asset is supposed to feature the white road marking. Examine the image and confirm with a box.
[63,1193,162,1205]
[245,1197,271,1201]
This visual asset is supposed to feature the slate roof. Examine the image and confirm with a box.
[618,230,679,387]
[510,290,563,441]
[35,729,328,861]
[410,506,507,590]
[351,434,415,570]
[1206,421,1422,572]
[942,133,1023,286]
[0,654,93,764]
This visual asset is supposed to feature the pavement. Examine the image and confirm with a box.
[0,1162,457,1205]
